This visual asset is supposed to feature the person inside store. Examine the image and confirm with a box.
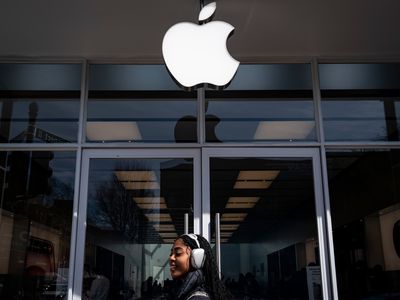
[168,233,230,300]
[85,266,110,300]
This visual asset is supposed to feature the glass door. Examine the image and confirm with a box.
[73,149,200,300]
[202,148,330,300]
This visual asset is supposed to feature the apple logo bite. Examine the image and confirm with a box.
[162,2,240,89]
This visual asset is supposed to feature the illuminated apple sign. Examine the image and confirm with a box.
[162,2,239,89]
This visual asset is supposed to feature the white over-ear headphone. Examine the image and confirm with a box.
[184,234,206,269]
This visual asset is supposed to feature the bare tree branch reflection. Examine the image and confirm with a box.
[95,174,141,242]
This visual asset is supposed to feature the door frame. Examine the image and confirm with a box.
[201,147,330,300]
[72,148,201,299]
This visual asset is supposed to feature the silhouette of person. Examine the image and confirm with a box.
[86,267,110,300]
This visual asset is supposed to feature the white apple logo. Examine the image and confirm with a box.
[162,2,240,89]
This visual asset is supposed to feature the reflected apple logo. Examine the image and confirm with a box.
[162,2,239,89]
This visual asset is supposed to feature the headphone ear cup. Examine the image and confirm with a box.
[190,248,205,269]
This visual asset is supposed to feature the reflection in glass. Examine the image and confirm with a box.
[0,63,81,143]
[0,99,80,143]
[83,158,194,299]
[227,64,313,91]
[0,151,76,299]
[327,149,400,299]
[205,98,316,142]
[321,98,400,141]
[319,63,400,142]
[210,158,322,299]
[86,98,197,143]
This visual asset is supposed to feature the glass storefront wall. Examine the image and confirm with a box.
[319,63,400,141]
[209,157,322,299]
[0,151,76,299]
[87,65,197,143]
[0,63,82,143]
[206,64,317,142]
[0,61,399,299]
[327,149,400,299]
[81,156,195,299]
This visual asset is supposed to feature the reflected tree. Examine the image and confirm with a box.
[95,174,141,242]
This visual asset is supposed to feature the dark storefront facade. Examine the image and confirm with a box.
[1,1,400,299]
[0,61,399,300]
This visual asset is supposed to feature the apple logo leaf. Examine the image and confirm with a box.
[199,2,216,22]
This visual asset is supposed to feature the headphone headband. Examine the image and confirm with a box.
[184,233,200,249]
[181,233,205,269]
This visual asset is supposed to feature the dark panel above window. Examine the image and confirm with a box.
[0,63,82,91]
[226,64,313,91]
[319,63,400,91]
[89,64,181,91]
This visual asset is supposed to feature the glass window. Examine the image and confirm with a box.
[0,63,82,143]
[319,63,400,141]
[327,149,400,299]
[205,64,316,143]
[87,65,197,143]
[205,97,316,142]
[0,151,76,299]
[209,157,322,299]
[227,64,313,91]
[82,157,194,299]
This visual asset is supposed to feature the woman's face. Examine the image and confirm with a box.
[169,238,191,279]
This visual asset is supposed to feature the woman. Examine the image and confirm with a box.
[169,233,230,300]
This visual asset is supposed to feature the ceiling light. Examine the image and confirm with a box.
[234,170,280,189]
[116,171,160,190]
[116,171,157,182]
[134,197,166,204]
[153,224,176,231]
[145,213,172,222]
[237,171,280,181]
[234,181,271,189]
[221,213,247,222]
[225,197,260,209]
[220,232,233,237]
[158,232,178,238]
[136,203,167,209]
[163,238,177,244]
[134,197,167,209]
[86,121,142,141]
[220,224,239,231]
[254,121,315,140]
[122,182,160,190]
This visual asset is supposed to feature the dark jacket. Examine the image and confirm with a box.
[170,270,210,300]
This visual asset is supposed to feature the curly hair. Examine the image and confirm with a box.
[178,234,231,300]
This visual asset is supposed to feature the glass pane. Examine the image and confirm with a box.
[0,151,76,299]
[320,63,400,141]
[0,64,81,143]
[319,64,400,90]
[206,64,315,143]
[88,64,197,143]
[205,97,316,142]
[327,149,400,299]
[321,98,400,141]
[226,64,313,91]
[87,98,197,143]
[210,157,322,300]
[89,64,181,91]
[82,157,194,300]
